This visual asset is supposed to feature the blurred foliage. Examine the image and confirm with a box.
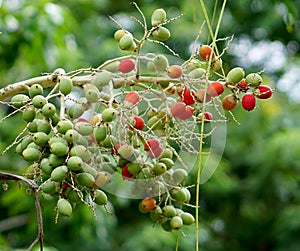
[0,0,300,250]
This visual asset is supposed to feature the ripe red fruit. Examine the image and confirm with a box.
[147,146,163,158]
[178,87,195,105]
[124,91,140,106]
[118,59,135,73]
[203,111,213,122]
[141,197,156,211]
[122,165,133,180]
[222,94,238,111]
[178,105,194,120]
[206,82,224,97]
[170,102,186,118]
[254,85,273,99]
[199,45,216,62]
[194,89,212,103]
[242,93,256,111]
[238,79,248,89]
[133,116,145,130]
[144,139,160,151]
[166,65,183,79]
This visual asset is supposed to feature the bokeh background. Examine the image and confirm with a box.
[0,0,300,250]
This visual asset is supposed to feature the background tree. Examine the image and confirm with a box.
[0,0,300,250]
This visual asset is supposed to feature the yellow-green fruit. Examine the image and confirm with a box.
[245,73,262,87]
[210,58,222,71]
[91,71,112,88]
[36,119,51,134]
[151,8,167,26]
[84,84,101,103]
[57,198,72,216]
[152,26,170,41]
[48,153,65,167]
[119,33,135,51]
[118,145,135,160]
[51,165,68,182]
[172,168,188,183]
[127,162,142,175]
[70,145,91,162]
[226,67,245,84]
[67,190,83,203]
[170,216,183,230]
[188,68,206,79]
[153,54,169,72]
[40,158,53,175]
[22,106,36,122]
[48,136,67,146]
[160,148,173,159]
[56,120,73,134]
[180,212,195,225]
[94,189,108,205]
[22,147,41,161]
[153,162,167,175]
[162,205,177,218]
[33,132,49,146]
[74,121,93,136]
[42,103,56,118]
[147,115,163,131]
[64,129,80,143]
[67,156,83,171]
[114,29,126,42]
[59,77,73,95]
[40,180,59,194]
[50,142,69,157]
[93,125,107,143]
[93,171,110,188]
[161,220,172,232]
[159,158,174,169]
[32,95,46,108]
[171,187,190,203]
[150,206,162,222]
[102,108,118,122]
[76,173,95,187]
[11,94,30,108]
[29,84,43,98]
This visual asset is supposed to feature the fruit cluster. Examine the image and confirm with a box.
[2,6,273,231]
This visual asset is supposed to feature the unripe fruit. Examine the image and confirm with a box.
[172,168,188,183]
[170,216,183,230]
[22,147,41,161]
[140,197,156,211]
[74,121,93,136]
[160,148,173,159]
[83,84,100,103]
[153,162,167,175]
[48,154,65,167]
[22,106,36,122]
[166,65,183,79]
[118,144,135,160]
[59,77,73,95]
[42,103,56,118]
[150,206,162,222]
[50,142,69,157]
[199,45,215,62]
[29,84,43,98]
[151,8,166,26]
[93,171,110,188]
[152,26,170,41]
[206,81,224,97]
[91,71,112,88]
[102,108,118,122]
[170,102,186,118]
[171,187,190,202]
[133,116,145,130]
[254,85,273,99]
[33,132,49,146]
[36,119,51,134]
[127,162,142,174]
[51,165,68,182]
[114,29,126,42]
[94,189,108,205]
[48,135,67,146]
[222,94,238,111]
[40,180,59,194]
[163,205,177,218]
[76,173,95,187]
[64,129,80,143]
[180,212,195,225]
[161,220,172,232]
[32,95,46,108]
[242,93,256,111]
[11,94,29,108]
[178,105,194,120]
[69,145,91,162]
[56,120,73,134]
[188,68,206,79]
[245,73,262,87]
[147,115,163,131]
[67,156,83,171]
[194,89,212,103]
[124,91,140,107]
[153,54,169,72]
[119,33,135,51]
[159,158,175,170]
[93,125,107,143]
[118,59,135,73]
[226,67,245,85]
[210,58,222,71]
[40,158,53,175]
[57,198,72,216]
[67,190,83,203]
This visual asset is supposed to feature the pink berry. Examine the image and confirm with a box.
[166,65,183,79]
[118,59,135,73]
[144,139,160,151]
[147,146,163,159]
[170,102,186,118]
[242,93,256,111]
[206,81,224,97]
[178,105,194,120]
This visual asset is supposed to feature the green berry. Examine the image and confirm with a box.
[42,103,56,118]
[33,132,49,146]
[29,84,43,98]
[102,108,118,122]
[119,33,135,51]
[74,121,93,136]
[40,180,59,194]
[91,71,112,88]
[67,156,83,171]
[93,125,107,143]
[159,158,174,169]
[163,205,177,218]
[51,165,68,182]
[22,147,41,161]
[56,120,73,134]
[40,158,53,175]
[114,29,126,42]
[32,95,46,108]
[226,67,245,84]
[57,198,72,216]
[22,106,36,122]
[67,190,83,203]
[153,162,167,175]
[69,145,91,162]
[50,142,69,157]
[59,77,73,95]
[64,129,80,143]
[151,8,167,26]
[152,26,170,41]
[118,144,135,160]
[170,216,183,230]
[11,94,29,108]
[94,189,108,205]
[245,73,262,87]
[180,212,195,225]
[48,154,65,167]
[76,173,95,187]
[153,54,169,72]
[84,84,101,103]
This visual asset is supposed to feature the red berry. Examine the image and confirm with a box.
[167,65,183,79]
[133,116,145,130]
[178,105,194,120]
[222,94,238,111]
[170,102,186,118]
[141,197,156,211]
[122,165,133,180]
[254,85,273,99]
[203,111,213,122]
[194,89,212,103]
[206,82,224,97]
[118,59,135,73]
[178,87,195,105]
[199,45,216,62]
[147,146,163,159]
[242,93,256,111]
[124,91,140,106]
[238,79,248,89]
[144,139,160,151]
